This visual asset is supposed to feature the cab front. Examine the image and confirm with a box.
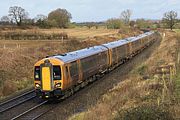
[34,58,63,99]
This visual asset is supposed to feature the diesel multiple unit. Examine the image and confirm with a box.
[34,31,157,98]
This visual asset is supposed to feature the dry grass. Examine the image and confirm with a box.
[69,76,170,120]
[0,28,119,39]
[0,31,68,40]
[145,31,177,69]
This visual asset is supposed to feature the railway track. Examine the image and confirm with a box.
[0,89,35,113]
[11,100,48,120]
[10,92,74,120]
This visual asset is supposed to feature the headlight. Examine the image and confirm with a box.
[35,83,41,88]
[55,83,61,88]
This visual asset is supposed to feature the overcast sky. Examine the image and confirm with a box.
[0,0,179,22]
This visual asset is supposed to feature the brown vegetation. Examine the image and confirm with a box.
[0,31,68,40]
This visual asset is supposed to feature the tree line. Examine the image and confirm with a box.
[106,9,179,30]
[0,6,179,30]
[0,6,72,28]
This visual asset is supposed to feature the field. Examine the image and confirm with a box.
[0,28,118,48]
[0,27,141,98]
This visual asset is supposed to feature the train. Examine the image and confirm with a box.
[34,31,159,99]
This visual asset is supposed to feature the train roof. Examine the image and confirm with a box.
[47,31,154,63]
[102,39,129,49]
[126,31,154,42]
[48,45,108,63]
[102,31,154,49]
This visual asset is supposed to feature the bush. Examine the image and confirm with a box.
[137,64,148,76]
[0,31,68,40]
[2,80,18,96]
[106,18,125,29]
[114,104,173,120]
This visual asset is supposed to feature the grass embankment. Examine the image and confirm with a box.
[0,28,140,99]
[69,30,180,120]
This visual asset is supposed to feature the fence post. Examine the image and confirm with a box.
[3,44,6,49]
[61,36,64,43]
[178,53,180,64]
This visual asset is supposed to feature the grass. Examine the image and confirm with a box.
[69,113,86,120]
[175,72,180,100]
[174,29,180,33]
[114,104,173,120]
[0,27,119,40]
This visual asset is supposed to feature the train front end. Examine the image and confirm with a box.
[34,58,64,99]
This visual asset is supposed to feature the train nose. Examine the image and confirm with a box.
[41,59,53,91]
[41,66,52,91]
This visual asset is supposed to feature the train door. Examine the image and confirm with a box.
[69,61,79,85]
[115,47,118,64]
[127,42,132,57]
[64,65,70,89]
[109,49,112,66]
[77,60,83,83]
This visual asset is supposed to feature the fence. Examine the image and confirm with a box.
[154,63,176,103]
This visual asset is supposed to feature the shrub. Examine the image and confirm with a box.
[106,18,125,29]
[114,104,173,120]
[2,80,18,96]
[137,64,148,76]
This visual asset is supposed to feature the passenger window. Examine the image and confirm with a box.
[53,66,61,80]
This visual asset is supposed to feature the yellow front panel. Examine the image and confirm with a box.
[42,67,51,91]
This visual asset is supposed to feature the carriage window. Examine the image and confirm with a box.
[34,66,40,80]
[53,66,61,80]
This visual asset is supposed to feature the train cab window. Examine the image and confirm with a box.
[34,66,40,80]
[53,66,61,80]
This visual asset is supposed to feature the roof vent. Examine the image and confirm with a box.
[59,53,67,56]
[46,53,67,58]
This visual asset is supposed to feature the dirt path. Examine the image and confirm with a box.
[38,37,161,120]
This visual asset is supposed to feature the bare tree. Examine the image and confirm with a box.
[34,14,48,28]
[34,14,47,22]
[8,6,29,26]
[106,18,124,29]
[162,10,178,30]
[121,9,132,25]
[1,16,10,24]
